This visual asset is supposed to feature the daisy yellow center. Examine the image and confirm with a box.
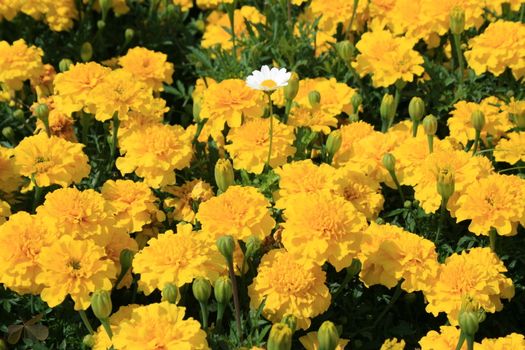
[261,79,277,89]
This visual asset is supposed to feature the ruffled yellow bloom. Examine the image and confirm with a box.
[112,302,210,350]
[494,132,525,165]
[455,174,525,236]
[0,39,44,98]
[419,326,477,350]
[359,223,439,291]
[248,249,331,330]
[17,0,78,31]
[332,166,384,220]
[465,21,525,80]
[116,124,193,188]
[119,47,174,91]
[33,97,77,141]
[448,97,512,146]
[163,179,214,223]
[104,230,138,289]
[37,187,117,246]
[196,0,233,9]
[353,28,424,87]
[13,133,90,191]
[274,160,337,210]
[299,331,350,350]
[36,235,117,310]
[101,179,165,233]
[309,0,367,33]
[133,224,223,294]
[478,333,525,350]
[0,146,20,193]
[332,121,375,167]
[423,0,484,37]
[281,191,367,271]
[197,185,275,242]
[0,200,10,224]
[199,79,265,138]
[93,304,139,350]
[383,0,437,46]
[380,338,406,350]
[118,98,168,139]
[287,105,339,134]
[226,117,296,174]
[0,0,20,21]
[0,211,54,294]
[424,247,514,324]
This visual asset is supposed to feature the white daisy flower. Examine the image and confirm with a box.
[246,65,291,91]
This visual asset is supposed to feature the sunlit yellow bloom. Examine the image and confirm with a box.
[419,326,477,350]
[299,331,350,350]
[478,333,525,350]
[93,304,139,350]
[163,179,214,223]
[494,132,525,165]
[332,121,375,167]
[119,47,174,91]
[0,146,20,193]
[380,338,406,350]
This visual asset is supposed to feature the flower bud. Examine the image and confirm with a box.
[281,314,297,334]
[450,6,465,35]
[214,276,233,304]
[335,40,354,62]
[194,19,205,32]
[34,103,49,122]
[125,28,134,42]
[267,323,292,350]
[318,321,339,350]
[308,90,321,108]
[284,72,299,101]
[161,283,179,304]
[217,235,235,264]
[192,277,211,303]
[351,93,362,114]
[437,168,455,201]
[408,97,425,122]
[382,153,396,173]
[512,111,525,129]
[119,249,134,273]
[193,101,201,121]
[91,290,112,320]
[214,159,234,193]
[471,110,485,133]
[82,334,95,348]
[380,93,396,125]
[245,235,262,259]
[404,200,412,208]
[423,114,438,136]
[2,127,15,144]
[459,310,479,337]
[80,42,93,62]
[13,109,25,121]
[97,20,106,30]
[58,58,73,72]
[326,130,342,159]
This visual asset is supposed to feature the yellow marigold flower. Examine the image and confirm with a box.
[37,187,116,246]
[197,185,276,242]
[0,39,44,97]
[423,0,484,35]
[0,146,20,193]
[133,223,223,294]
[199,79,265,138]
[163,179,214,223]
[281,192,367,271]
[332,121,375,167]
[31,63,55,98]
[274,160,337,210]
[299,331,350,350]
[359,223,439,291]
[380,338,406,350]
[13,133,90,191]
[502,97,525,125]
[112,302,210,350]
[172,0,193,11]
[287,105,339,134]
[226,117,296,174]
[424,247,514,325]
[494,132,525,165]
[353,28,424,88]
[33,97,77,141]
[93,304,139,350]
[478,333,525,350]
[0,0,20,21]
[119,47,174,92]
[419,326,478,350]
[36,235,117,310]
[0,211,54,294]
[448,97,512,146]
[201,6,265,51]
[196,0,233,9]
[119,98,168,139]
[116,123,193,188]
[192,77,217,106]
[104,230,138,289]
[465,21,525,80]
[332,166,384,220]
[40,0,78,31]
[0,200,10,224]
[455,174,525,236]
[309,0,367,33]
[248,249,331,330]
[101,179,165,233]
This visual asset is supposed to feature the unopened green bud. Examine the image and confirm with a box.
[214,159,234,193]
[281,315,297,334]
[194,19,205,32]
[335,40,354,62]
[245,235,262,259]
[119,249,134,273]
[437,168,455,201]
[318,321,339,350]
[97,20,106,30]
[216,235,235,264]
[267,323,292,350]
[380,93,396,125]
[82,334,95,348]
[459,310,479,337]
[80,42,93,62]
[59,58,73,72]
[13,109,25,121]
[2,127,15,143]
[214,276,233,304]
[91,290,112,320]
[162,283,179,304]
[423,114,438,136]
[192,277,211,303]
[326,130,342,160]
[404,200,412,209]
[408,97,425,122]
[125,28,134,42]
[382,153,396,173]
[284,72,299,101]
[471,110,485,132]
[351,93,362,114]
[450,6,465,35]
[308,90,321,108]
[35,103,49,122]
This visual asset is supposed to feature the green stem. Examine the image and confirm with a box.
[498,166,525,173]
[332,267,355,300]
[216,302,226,332]
[113,265,131,290]
[427,135,434,153]
[472,130,480,156]
[346,0,359,39]
[372,280,403,328]
[390,85,402,129]
[101,318,113,339]
[228,259,242,340]
[80,113,91,145]
[452,33,464,83]
[466,336,474,350]
[455,331,467,350]
[198,301,209,330]
[108,113,120,171]
[388,170,405,202]
[412,121,419,137]
[79,310,94,335]
[228,0,238,57]
[266,92,274,168]
[284,99,292,124]
[489,228,497,254]
[32,180,43,213]
[436,197,448,243]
